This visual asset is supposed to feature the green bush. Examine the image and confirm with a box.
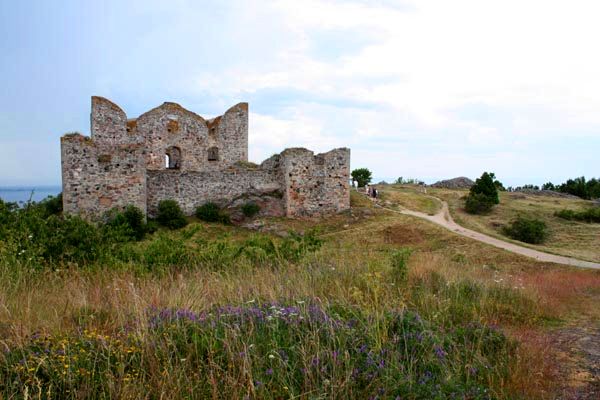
[464,193,495,214]
[195,202,230,224]
[43,215,104,264]
[195,202,221,222]
[156,200,188,229]
[241,201,260,218]
[39,193,63,217]
[0,198,103,266]
[105,205,147,241]
[503,217,548,244]
[555,207,600,223]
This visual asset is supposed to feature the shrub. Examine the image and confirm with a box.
[390,247,412,284]
[195,202,220,222]
[39,193,63,216]
[105,205,147,241]
[279,230,323,262]
[241,201,260,218]
[555,207,600,223]
[503,217,548,244]
[195,202,230,224]
[464,192,495,214]
[0,198,103,266]
[156,200,188,229]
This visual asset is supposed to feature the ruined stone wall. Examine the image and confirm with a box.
[62,96,350,221]
[146,165,283,217]
[213,103,248,165]
[280,148,351,217]
[61,133,146,219]
[91,97,142,146]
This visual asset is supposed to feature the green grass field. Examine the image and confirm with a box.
[1,192,599,398]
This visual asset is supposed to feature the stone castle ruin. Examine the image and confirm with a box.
[61,97,350,220]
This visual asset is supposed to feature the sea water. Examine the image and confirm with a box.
[0,186,62,204]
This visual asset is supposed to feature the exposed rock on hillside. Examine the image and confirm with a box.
[431,177,474,189]
[514,189,580,199]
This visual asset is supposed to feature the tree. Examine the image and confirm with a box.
[554,176,600,200]
[542,182,555,191]
[470,172,500,205]
[464,172,500,214]
[494,179,506,191]
[351,168,372,188]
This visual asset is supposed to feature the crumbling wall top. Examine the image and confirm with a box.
[136,101,207,125]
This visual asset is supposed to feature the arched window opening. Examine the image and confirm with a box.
[208,147,219,162]
[166,146,182,169]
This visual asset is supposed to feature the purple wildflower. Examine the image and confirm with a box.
[434,345,447,360]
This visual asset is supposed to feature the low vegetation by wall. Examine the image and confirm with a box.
[146,167,283,217]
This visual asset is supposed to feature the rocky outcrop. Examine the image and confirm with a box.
[431,177,474,189]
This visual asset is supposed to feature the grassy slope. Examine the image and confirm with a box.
[429,188,600,263]
[1,191,599,398]
[376,184,442,215]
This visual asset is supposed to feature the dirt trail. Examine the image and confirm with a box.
[377,199,600,270]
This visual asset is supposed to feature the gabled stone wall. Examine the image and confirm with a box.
[136,102,210,172]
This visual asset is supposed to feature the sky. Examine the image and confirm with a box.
[1,0,599,187]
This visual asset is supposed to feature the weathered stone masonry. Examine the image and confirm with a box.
[61,96,350,220]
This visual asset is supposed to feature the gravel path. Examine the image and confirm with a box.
[378,200,600,270]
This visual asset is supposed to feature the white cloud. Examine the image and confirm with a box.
[4,0,599,185]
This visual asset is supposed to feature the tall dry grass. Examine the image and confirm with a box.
[1,201,599,398]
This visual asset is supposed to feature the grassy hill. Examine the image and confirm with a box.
[0,191,599,398]
[426,187,600,263]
